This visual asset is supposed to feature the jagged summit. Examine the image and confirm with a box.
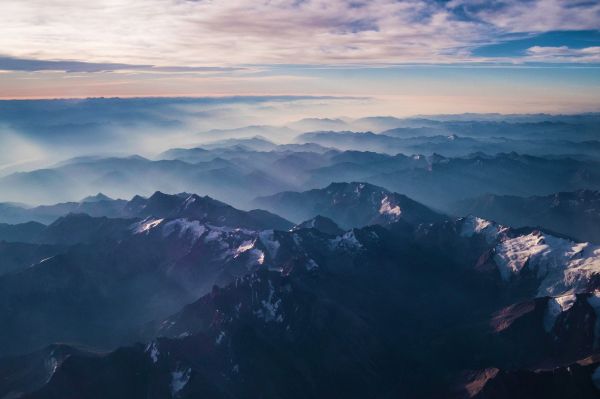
[292,215,344,236]
[80,192,113,203]
[254,182,445,228]
[122,191,293,231]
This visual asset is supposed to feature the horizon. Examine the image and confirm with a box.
[1,1,600,113]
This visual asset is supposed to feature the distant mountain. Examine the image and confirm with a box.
[0,153,299,208]
[0,194,128,224]
[350,116,404,132]
[361,153,600,210]
[253,182,444,228]
[3,145,600,213]
[80,192,114,203]
[0,191,293,231]
[34,213,134,246]
[295,130,600,158]
[125,191,293,231]
[453,190,600,243]
[197,125,298,143]
[287,117,348,132]
[379,117,600,141]
[196,136,278,152]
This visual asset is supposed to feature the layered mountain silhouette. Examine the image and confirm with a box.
[1,111,600,398]
[453,189,600,244]
[253,182,444,228]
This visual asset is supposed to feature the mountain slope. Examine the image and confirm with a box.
[452,190,600,243]
[5,215,600,398]
[0,221,46,243]
[253,182,444,228]
[292,215,344,235]
[125,191,293,230]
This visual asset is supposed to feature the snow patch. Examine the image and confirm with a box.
[543,294,577,332]
[329,230,362,250]
[494,232,600,296]
[234,240,255,257]
[216,331,225,345]
[379,196,402,218]
[461,216,506,243]
[131,217,164,234]
[170,367,191,396]
[259,230,280,258]
[145,341,160,363]
[247,248,265,266]
[183,195,196,209]
[44,355,59,383]
[254,280,283,323]
[162,219,206,242]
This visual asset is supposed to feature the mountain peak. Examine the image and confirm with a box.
[80,192,112,203]
[254,183,443,229]
[292,215,344,236]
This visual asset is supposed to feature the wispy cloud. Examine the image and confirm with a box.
[1,0,598,67]
[525,45,600,63]
[0,56,243,73]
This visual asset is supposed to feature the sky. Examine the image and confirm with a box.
[0,0,599,114]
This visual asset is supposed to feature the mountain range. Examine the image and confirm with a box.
[1,111,600,398]
[453,190,600,244]
[0,184,599,397]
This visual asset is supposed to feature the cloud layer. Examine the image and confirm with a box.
[1,0,599,68]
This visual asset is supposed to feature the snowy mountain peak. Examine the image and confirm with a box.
[493,231,600,296]
[460,215,508,243]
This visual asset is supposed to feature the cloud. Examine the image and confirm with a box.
[0,57,150,72]
[0,56,243,73]
[452,0,600,33]
[2,0,597,67]
[525,45,600,62]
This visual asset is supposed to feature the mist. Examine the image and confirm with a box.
[0,96,363,176]
[0,97,599,211]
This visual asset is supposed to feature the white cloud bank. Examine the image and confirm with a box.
[0,0,599,67]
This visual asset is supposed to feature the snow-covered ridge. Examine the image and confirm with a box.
[163,219,206,242]
[131,217,164,234]
[460,215,507,243]
[458,216,600,297]
[132,218,269,268]
[493,231,600,296]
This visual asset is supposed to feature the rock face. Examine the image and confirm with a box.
[0,205,597,398]
[253,182,445,228]
[125,192,293,231]
[292,215,344,235]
